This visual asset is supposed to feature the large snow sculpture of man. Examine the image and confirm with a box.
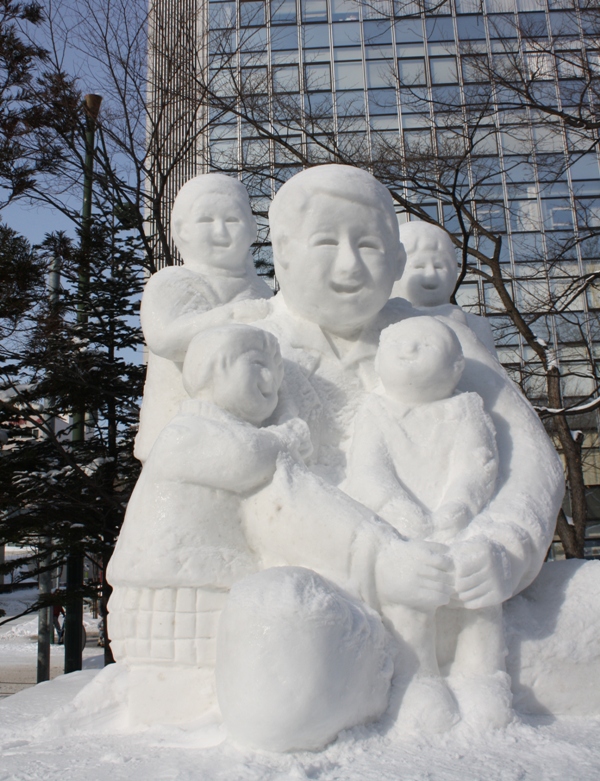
[225,164,564,741]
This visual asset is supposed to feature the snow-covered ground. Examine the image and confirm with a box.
[1,670,600,781]
[0,587,104,699]
[2,576,600,780]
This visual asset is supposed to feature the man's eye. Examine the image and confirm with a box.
[225,217,240,223]
[197,217,214,223]
[358,242,382,251]
[314,238,338,246]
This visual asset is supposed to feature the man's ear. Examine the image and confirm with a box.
[272,233,289,270]
[173,217,188,245]
[396,241,407,281]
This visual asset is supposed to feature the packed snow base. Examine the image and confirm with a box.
[2,561,600,780]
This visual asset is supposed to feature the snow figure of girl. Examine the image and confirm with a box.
[135,174,272,462]
[108,325,312,723]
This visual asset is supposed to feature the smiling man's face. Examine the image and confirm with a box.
[275,194,401,337]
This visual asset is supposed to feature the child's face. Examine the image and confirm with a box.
[396,239,456,308]
[213,341,284,425]
[377,321,463,404]
[176,193,255,271]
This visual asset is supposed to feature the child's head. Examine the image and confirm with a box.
[375,317,465,405]
[171,174,257,272]
[393,221,457,308]
[182,325,284,425]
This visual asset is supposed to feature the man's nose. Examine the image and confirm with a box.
[333,240,366,281]
[212,219,231,245]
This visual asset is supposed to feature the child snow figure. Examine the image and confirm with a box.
[108,325,312,717]
[135,173,272,462]
[345,317,511,732]
[392,221,498,357]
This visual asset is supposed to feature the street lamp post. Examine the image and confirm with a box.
[64,93,102,675]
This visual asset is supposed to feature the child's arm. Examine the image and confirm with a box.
[438,394,498,518]
[141,269,270,362]
[153,414,310,494]
[345,399,431,537]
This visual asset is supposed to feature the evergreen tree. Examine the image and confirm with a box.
[0,221,145,660]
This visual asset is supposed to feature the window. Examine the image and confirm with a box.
[398,58,426,85]
[304,24,330,48]
[363,20,393,46]
[242,138,270,165]
[549,10,580,37]
[271,26,299,50]
[366,60,393,88]
[395,19,423,44]
[271,0,297,23]
[429,57,458,84]
[334,61,365,89]
[543,199,574,230]
[426,17,455,42]
[330,0,360,21]
[368,88,397,114]
[336,90,366,115]
[332,22,362,46]
[486,12,518,38]
[456,15,487,40]
[273,65,300,91]
[210,2,235,29]
[240,26,267,51]
[241,1,265,26]
[305,62,332,90]
[301,0,326,21]
[510,199,542,231]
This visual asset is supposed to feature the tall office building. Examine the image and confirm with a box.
[149,0,600,554]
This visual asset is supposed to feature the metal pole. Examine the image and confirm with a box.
[37,553,52,682]
[64,93,102,675]
[63,552,84,673]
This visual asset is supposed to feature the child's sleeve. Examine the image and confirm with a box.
[152,415,290,494]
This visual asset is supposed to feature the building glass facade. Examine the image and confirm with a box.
[152,0,600,554]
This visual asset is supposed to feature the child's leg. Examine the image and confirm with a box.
[382,604,459,734]
[439,604,513,727]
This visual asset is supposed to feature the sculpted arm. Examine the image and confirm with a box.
[243,454,453,613]
[439,317,564,605]
[152,417,307,494]
[141,270,270,362]
[345,402,430,536]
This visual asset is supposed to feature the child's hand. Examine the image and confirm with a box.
[450,538,511,609]
[375,538,454,611]
[275,418,313,462]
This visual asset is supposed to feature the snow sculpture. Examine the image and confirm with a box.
[106,164,565,749]
[108,324,313,721]
[346,317,504,730]
[393,221,497,355]
[134,173,272,462]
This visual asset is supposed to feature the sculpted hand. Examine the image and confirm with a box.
[451,537,511,609]
[232,298,271,324]
[274,418,313,462]
[375,538,454,611]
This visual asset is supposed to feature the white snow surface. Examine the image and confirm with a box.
[2,560,600,779]
[1,669,599,781]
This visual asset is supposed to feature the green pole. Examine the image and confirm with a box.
[64,93,102,675]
